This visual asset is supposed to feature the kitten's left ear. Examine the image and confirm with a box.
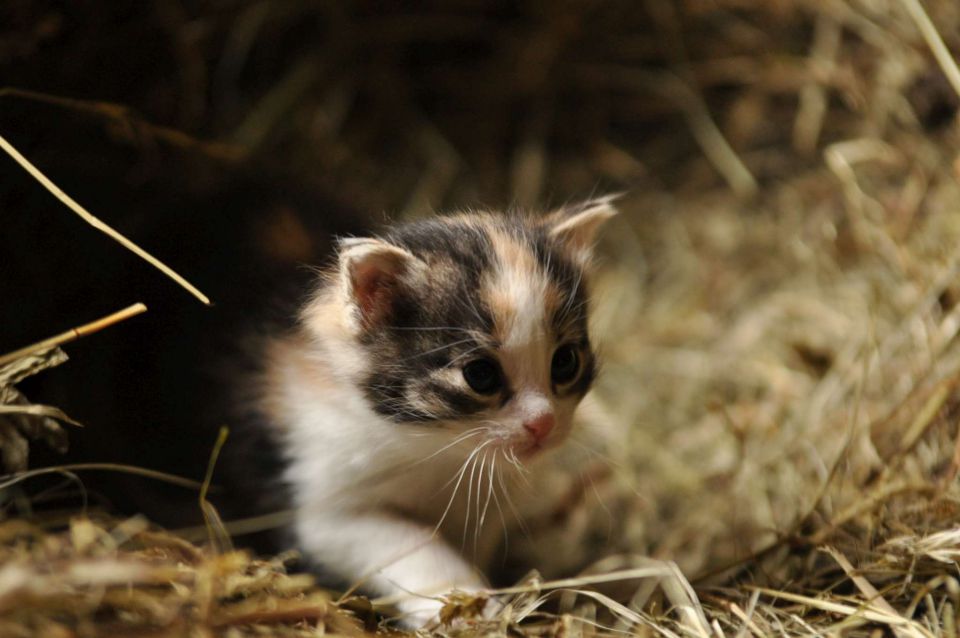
[338,237,418,330]
[544,194,620,262]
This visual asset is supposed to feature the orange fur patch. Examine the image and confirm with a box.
[260,333,335,434]
[481,221,563,344]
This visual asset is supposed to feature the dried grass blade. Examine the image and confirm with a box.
[823,546,925,638]
[750,587,936,636]
[0,303,147,368]
[898,379,952,454]
[199,426,232,553]
[661,560,712,636]
[0,133,210,305]
[0,404,82,427]
[726,599,764,638]
[560,588,684,638]
[490,566,674,596]
[0,462,204,491]
[900,0,960,99]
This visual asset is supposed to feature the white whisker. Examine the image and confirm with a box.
[479,449,496,532]
[461,446,483,550]
[433,440,491,537]
[352,428,482,489]
[506,449,532,486]
[472,448,489,556]
[445,344,489,367]
[570,438,643,498]
[496,461,531,539]
[490,452,510,562]
[580,465,614,542]
[388,325,488,340]
[399,337,477,361]
[412,427,489,467]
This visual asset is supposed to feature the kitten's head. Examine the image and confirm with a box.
[306,197,616,459]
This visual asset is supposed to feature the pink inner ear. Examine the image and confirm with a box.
[352,259,397,326]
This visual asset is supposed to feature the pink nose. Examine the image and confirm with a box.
[523,413,555,443]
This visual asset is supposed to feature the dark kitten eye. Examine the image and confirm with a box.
[551,344,580,384]
[463,358,502,394]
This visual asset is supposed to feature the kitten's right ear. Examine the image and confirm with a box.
[338,237,417,329]
[544,194,620,263]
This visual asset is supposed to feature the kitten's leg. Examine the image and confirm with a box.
[295,510,487,627]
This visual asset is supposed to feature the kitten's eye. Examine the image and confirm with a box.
[551,344,580,384]
[463,358,502,394]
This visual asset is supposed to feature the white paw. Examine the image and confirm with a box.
[395,589,501,630]
[394,596,445,630]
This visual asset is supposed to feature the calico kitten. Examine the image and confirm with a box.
[250,197,616,627]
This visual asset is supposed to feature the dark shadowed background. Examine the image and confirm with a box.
[5,2,960,635]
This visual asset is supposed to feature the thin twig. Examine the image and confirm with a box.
[0,303,147,367]
[199,426,232,553]
[900,0,960,100]
[0,134,211,305]
[0,462,205,491]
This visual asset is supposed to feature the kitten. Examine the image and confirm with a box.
[249,197,616,627]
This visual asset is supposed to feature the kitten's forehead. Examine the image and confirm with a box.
[483,224,551,348]
[389,213,584,343]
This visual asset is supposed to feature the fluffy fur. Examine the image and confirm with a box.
[252,198,616,627]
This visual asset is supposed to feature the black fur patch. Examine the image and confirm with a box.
[557,341,596,399]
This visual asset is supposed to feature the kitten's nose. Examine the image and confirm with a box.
[523,413,555,443]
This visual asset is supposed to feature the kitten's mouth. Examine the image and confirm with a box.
[517,439,546,459]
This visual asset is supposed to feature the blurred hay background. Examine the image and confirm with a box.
[4,0,960,635]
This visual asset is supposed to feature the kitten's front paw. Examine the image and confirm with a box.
[396,589,501,630]
[395,596,446,630]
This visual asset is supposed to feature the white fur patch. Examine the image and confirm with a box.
[267,330,504,627]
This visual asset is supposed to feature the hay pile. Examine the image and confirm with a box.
[4,0,960,635]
